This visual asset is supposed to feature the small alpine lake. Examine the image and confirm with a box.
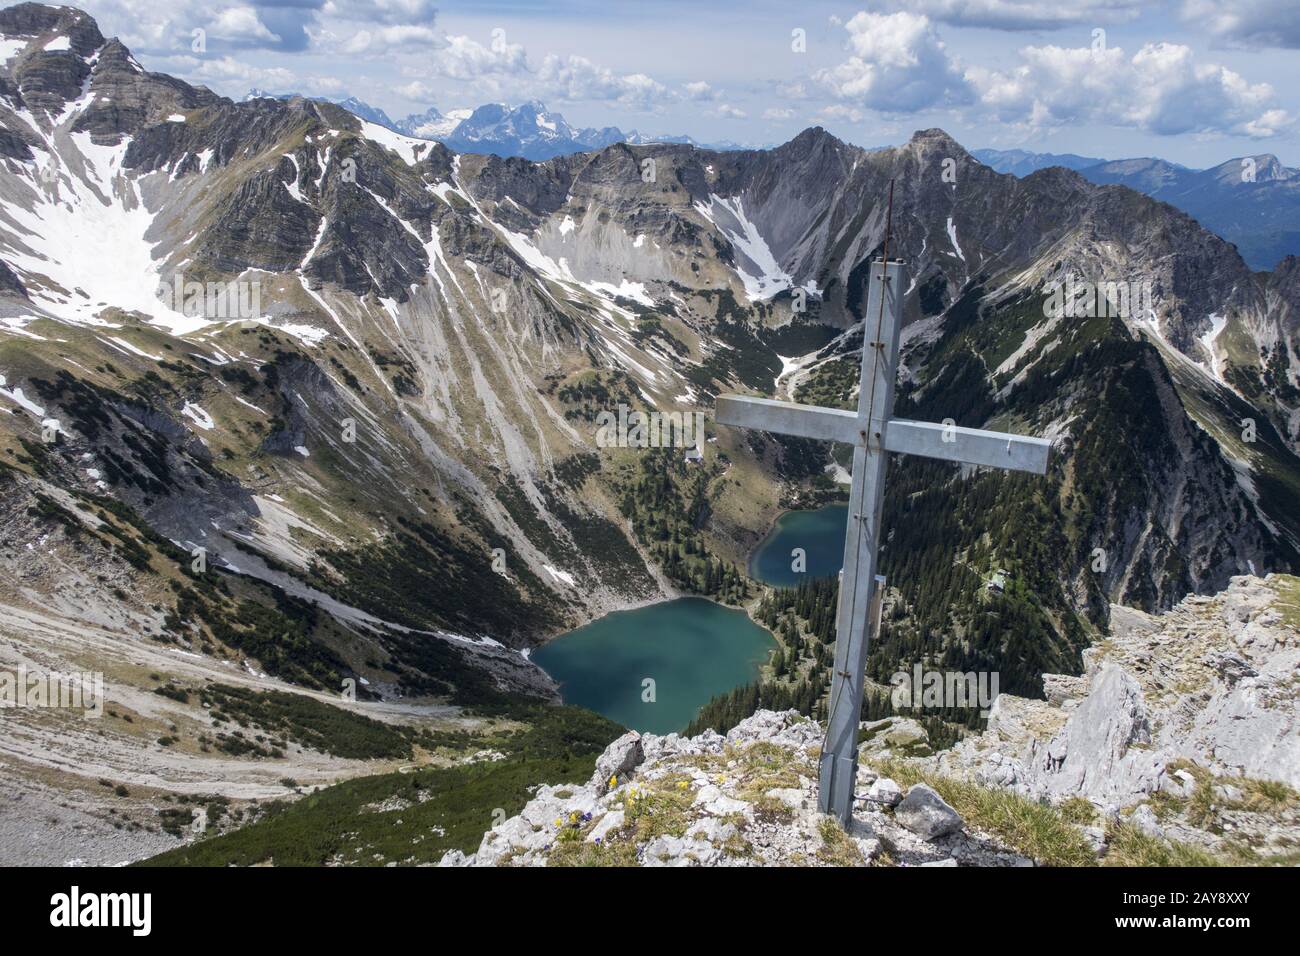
[532,597,777,734]
[748,503,848,586]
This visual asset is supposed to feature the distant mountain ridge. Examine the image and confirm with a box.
[1080,154,1300,270]
[244,89,398,131]
[972,147,1109,176]
[243,90,749,160]
[976,146,1300,269]
[250,98,1297,268]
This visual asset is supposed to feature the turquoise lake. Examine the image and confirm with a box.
[532,597,777,734]
[748,503,848,586]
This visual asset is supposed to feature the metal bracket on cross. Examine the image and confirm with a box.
[714,258,1052,826]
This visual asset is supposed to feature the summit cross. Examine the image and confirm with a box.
[715,257,1052,826]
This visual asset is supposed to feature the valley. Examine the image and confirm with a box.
[0,2,1296,868]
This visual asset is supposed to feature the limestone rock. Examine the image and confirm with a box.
[894,784,964,840]
[587,811,624,843]
[1130,804,1165,839]
[863,777,903,807]
[1027,664,1170,804]
[768,787,805,810]
[592,731,644,794]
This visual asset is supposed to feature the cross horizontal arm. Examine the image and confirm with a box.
[714,395,1051,475]
[884,418,1051,475]
[715,395,861,445]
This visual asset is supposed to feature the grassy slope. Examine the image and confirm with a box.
[139,704,623,866]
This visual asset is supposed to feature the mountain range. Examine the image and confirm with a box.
[976,147,1300,270]
[242,97,1300,272]
[244,90,743,161]
[1,2,1298,862]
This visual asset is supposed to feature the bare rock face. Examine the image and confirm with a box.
[932,575,1299,802]
[0,4,103,116]
[1026,663,1169,804]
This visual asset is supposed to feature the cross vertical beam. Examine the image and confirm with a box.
[715,255,1051,828]
[818,258,905,825]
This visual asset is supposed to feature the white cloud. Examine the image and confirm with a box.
[1181,0,1300,49]
[305,76,346,95]
[208,6,280,45]
[716,103,747,119]
[82,1,314,53]
[875,1,1144,30]
[815,11,972,111]
[968,40,1292,137]
[762,107,795,120]
[536,54,670,111]
[395,80,435,101]
[155,53,296,92]
[819,105,866,123]
[684,81,719,101]
[427,33,529,79]
[339,25,440,55]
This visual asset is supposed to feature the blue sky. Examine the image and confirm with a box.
[76,0,1300,167]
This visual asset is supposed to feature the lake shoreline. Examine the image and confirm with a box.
[531,596,778,734]
[530,500,851,730]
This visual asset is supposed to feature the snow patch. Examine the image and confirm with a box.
[0,374,44,416]
[946,216,965,263]
[102,335,163,361]
[544,565,576,587]
[701,194,793,301]
[360,121,428,166]
[1199,313,1228,383]
[0,38,26,63]
[582,279,653,307]
[181,402,214,430]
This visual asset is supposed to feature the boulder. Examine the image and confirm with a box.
[894,784,964,840]
[592,731,644,794]
[1081,826,1108,856]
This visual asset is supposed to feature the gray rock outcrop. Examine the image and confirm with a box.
[894,784,964,840]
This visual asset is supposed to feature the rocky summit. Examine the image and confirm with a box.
[443,575,1298,867]
[438,709,1032,868]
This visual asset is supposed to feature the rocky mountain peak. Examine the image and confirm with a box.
[906,126,970,160]
[0,2,102,48]
[1,3,106,117]
[1207,153,1293,185]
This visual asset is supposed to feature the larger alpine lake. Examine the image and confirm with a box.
[532,597,777,734]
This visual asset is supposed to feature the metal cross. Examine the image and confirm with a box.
[715,258,1051,826]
